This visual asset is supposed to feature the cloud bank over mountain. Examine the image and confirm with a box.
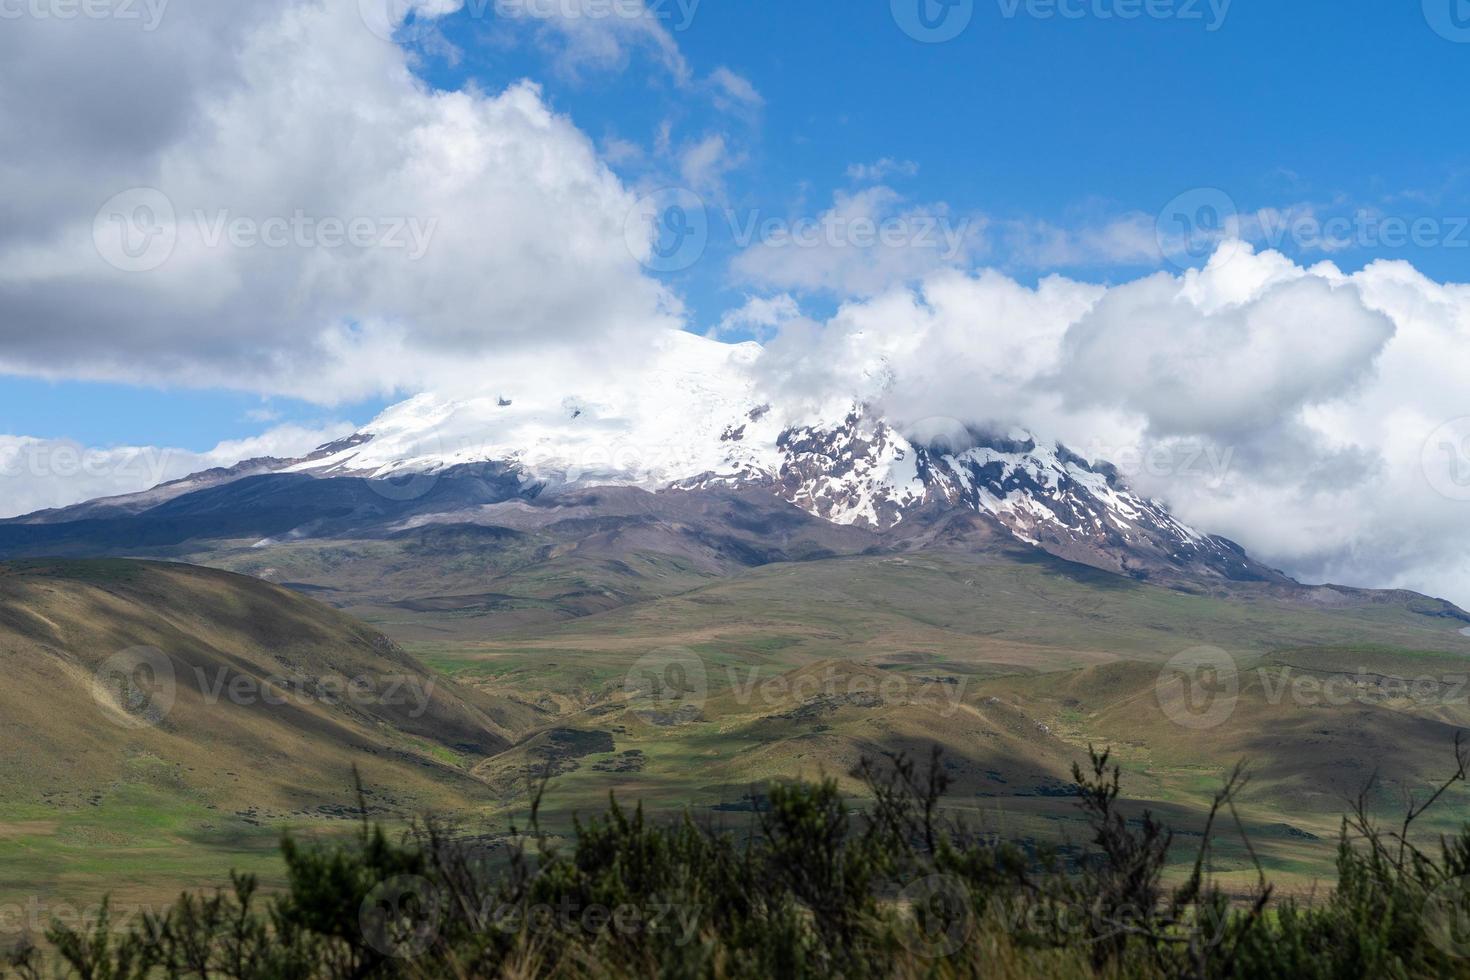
[757,244,1470,605]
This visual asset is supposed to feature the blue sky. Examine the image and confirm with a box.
[423,0,1470,311]
[4,0,1467,451]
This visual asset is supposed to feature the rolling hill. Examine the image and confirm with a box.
[397,550,1470,889]
[0,559,520,908]
[4,544,1469,908]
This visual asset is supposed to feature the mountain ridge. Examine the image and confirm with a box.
[2,332,1293,590]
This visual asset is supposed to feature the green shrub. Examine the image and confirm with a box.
[7,741,1470,979]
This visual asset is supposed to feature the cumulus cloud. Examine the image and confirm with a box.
[1055,258,1396,440]
[731,187,983,297]
[756,242,1470,606]
[0,0,679,404]
[0,422,355,519]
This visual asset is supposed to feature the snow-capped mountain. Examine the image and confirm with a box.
[0,331,1282,585]
[255,331,1280,584]
[760,413,1271,582]
[285,332,789,490]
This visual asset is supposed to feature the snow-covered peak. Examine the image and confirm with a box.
[291,331,789,490]
[272,329,1279,583]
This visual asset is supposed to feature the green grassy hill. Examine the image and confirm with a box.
[393,551,1470,889]
[0,560,515,910]
[7,549,1470,911]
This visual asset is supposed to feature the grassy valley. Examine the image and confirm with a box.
[352,549,1470,890]
[5,546,1470,935]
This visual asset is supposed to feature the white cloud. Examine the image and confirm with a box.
[731,187,982,297]
[679,133,742,195]
[710,294,803,342]
[494,0,693,82]
[757,242,1470,606]
[0,422,355,519]
[1054,255,1395,440]
[601,136,644,166]
[728,197,1193,298]
[708,66,763,114]
[994,213,1165,268]
[846,159,919,182]
[0,0,680,404]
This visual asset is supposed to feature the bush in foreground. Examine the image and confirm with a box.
[8,742,1470,979]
